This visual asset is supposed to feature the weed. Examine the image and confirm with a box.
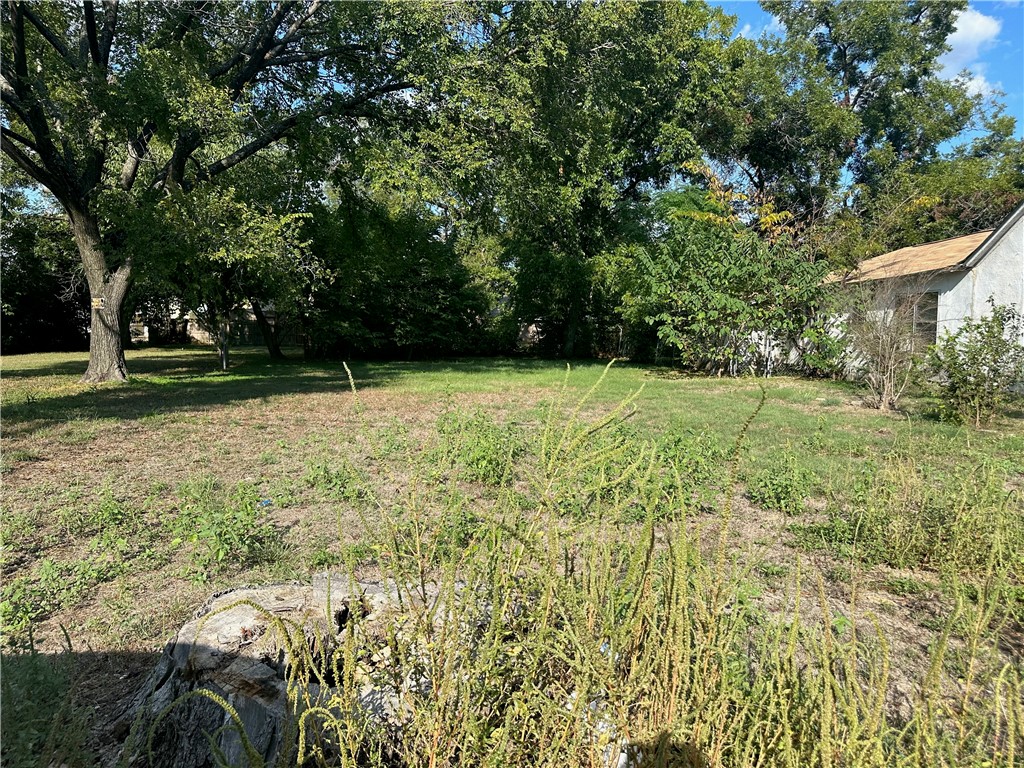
[434,407,523,485]
[302,457,368,502]
[884,576,931,596]
[5,448,40,463]
[1,556,126,645]
[56,484,136,537]
[825,564,853,583]
[758,562,790,581]
[172,476,282,576]
[824,457,1021,574]
[747,449,812,515]
[0,633,92,766]
[55,421,98,445]
[307,546,344,570]
[1,510,34,550]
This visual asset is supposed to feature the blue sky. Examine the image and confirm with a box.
[716,1,1024,142]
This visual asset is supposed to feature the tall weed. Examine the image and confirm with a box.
[150,364,1024,767]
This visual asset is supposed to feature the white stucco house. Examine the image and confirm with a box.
[842,202,1024,344]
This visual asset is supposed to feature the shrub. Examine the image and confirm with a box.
[843,281,929,411]
[928,301,1024,427]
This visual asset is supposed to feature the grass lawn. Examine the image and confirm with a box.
[2,346,1022,766]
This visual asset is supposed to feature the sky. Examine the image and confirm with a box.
[716,0,1024,142]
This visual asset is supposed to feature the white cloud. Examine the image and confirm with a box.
[733,14,783,40]
[963,70,1000,97]
[939,7,1002,74]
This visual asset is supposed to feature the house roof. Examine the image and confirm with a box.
[843,229,993,283]
[842,200,1024,284]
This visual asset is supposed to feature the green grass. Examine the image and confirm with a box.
[1,347,1022,766]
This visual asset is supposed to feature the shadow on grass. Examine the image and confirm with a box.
[1,644,714,768]
[1,350,586,438]
[1,646,161,768]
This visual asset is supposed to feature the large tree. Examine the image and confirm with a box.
[1,0,442,380]
[375,1,741,356]
[721,0,976,223]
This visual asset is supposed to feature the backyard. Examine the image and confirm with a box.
[1,348,1022,766]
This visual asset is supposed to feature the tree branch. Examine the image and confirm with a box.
[264,44,367,68]
[206,2,295,81]
[281,0,322,43]
[204,79,413,180]
[204,114,300,179]
[225,1,300,98]
[9,1,28,79]
[19,3,78,70]
[99,0,117,67]
[83,1,102,66]
[1,125,38,152]
[118,121,157,191]
[0,80,33,126]
[1,129,58,190]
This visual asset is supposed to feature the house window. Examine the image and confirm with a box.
[912,292,939,344]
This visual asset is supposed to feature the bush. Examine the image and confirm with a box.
[928,301,1024,427]
[843,281,929,411]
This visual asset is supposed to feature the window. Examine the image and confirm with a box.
[912,292,938,344]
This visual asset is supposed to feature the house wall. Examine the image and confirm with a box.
[934,215,1024,339]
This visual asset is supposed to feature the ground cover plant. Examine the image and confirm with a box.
[1,348,1022,766]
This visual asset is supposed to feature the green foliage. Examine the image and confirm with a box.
[395,1,741,356]
[657,429,728,498]
[56,484,136,537]
[302,458,368,503]
[0,192,89,354]
[172,477,282,575]
[621,205,830,375]
[302,195,489,359]
[434,408,524,485]
[743,0,975,218]
[928,302,1024,427]
[1,557,126,645]
[793,456,1023,576]
[747,451,812,515]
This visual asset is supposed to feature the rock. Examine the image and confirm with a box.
[115,576,410,768]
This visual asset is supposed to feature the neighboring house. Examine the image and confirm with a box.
[842,202,1024,344]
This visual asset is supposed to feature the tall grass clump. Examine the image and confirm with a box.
[797,455,1023,581]
[156,364,1023,767]
[433,407,524,485]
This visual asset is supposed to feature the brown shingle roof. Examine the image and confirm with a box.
[842,230,993,283]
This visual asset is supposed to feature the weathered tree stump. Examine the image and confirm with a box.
[116,575,409,768]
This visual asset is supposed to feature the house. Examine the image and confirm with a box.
[842,202,1024,344]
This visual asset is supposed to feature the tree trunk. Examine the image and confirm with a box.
[250,297,285,359]
[69,208,130,383]
[218,318,230,371]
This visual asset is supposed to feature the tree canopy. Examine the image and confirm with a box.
[2,0,1021,374]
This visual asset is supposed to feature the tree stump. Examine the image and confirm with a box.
[116,575,409,768]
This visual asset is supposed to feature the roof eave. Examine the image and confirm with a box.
[961,201,1024,270]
